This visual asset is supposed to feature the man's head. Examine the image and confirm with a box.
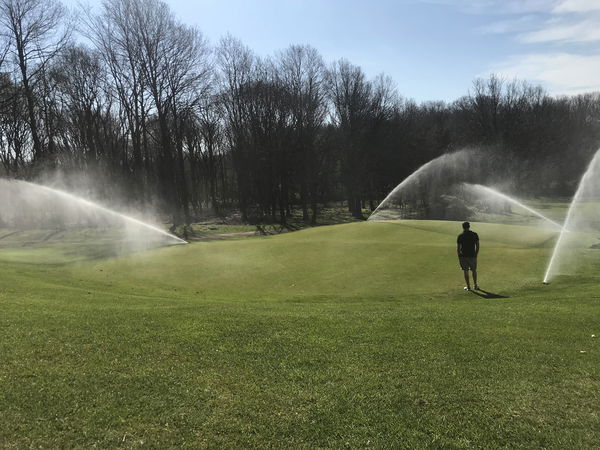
[462,221,470,230]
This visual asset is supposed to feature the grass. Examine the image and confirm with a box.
[174,205,375,239]
[1,220,599,448]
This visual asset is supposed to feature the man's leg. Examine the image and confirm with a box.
[463,270,471,290]
[472,269,478,288]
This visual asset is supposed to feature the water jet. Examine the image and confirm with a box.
[462,183,564,231]
[369,149,482,221]
[543,148,600,283]
[0,178,187,247]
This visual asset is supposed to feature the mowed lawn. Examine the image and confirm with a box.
[1,221,599,448]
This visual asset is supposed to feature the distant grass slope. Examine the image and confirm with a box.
[32,220,559,300]
[1,220,599,448]
[0,227,179,264]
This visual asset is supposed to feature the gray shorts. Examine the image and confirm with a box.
[459,256,477,271]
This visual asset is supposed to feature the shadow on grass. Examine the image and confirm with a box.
[471,289,508,299]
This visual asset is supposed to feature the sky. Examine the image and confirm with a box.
[68,0,600,103]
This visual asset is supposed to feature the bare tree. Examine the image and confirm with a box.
[0,72,30,174]
[216,34,255,221]
[279,44,327,223]
[197,97,224,213]
[0,0,70,163]
[126,0,211,228]
[88,0,212,227]
[50,46,109,166]
[326,59,375,219]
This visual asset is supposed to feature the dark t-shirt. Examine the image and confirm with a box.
[457,230,479,257]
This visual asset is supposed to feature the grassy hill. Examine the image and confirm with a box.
[1,220,599,448]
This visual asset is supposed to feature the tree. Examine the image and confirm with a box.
[90,0,212,227]
[326,59,380,219]
[0,0,70,164]
[216,35,255,221]
[85,0,153,200]
[0,73,30,174]
[279,44,327,223]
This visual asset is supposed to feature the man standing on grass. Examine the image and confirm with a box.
[457,221,480,291]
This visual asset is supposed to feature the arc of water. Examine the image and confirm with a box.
[463,183,565,231]
[369,160,437,220]
[543,149,600,283]
[19,180,187,245]
[369,150,469,221]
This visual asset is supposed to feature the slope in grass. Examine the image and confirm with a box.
[1,220,599,448]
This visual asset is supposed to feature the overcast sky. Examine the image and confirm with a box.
[70,0,600,103]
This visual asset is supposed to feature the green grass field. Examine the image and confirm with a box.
[1,220,599,448]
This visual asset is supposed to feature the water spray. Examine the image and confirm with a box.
[2,179,187,245]
[463,183,565,231]
[543,149,600,283]
[369,149,477,221]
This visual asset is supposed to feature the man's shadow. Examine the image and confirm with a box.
[471,289,508,299]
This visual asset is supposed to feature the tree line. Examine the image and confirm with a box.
[1,0,600,230]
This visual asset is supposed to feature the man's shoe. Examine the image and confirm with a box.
[474,285,480,290]
[464,286,470,291]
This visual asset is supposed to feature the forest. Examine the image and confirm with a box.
[1,0,600,228]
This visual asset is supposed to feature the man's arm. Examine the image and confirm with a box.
[475,241,480,256]
[457,243,462,256]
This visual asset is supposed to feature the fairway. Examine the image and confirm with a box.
[1,220,600,447]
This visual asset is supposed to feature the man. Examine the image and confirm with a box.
[457,221,480,291]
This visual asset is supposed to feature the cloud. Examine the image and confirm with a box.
[491,52,600,95]
[418,0,557,15]
[477,15,538,34]
[501,0,559,14]
[424,0,600,95]
[417,0,494,14]
[553,0,600,13]
[423,0,600,16]
[520,18,600,43]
